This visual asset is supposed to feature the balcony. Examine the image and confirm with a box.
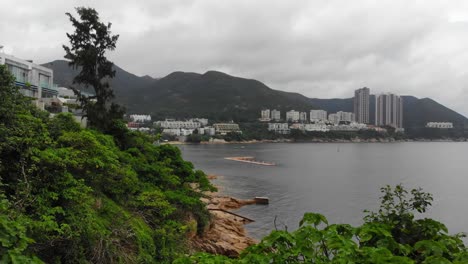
[42,84,59,97]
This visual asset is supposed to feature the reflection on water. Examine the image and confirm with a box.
[180,142,468,239]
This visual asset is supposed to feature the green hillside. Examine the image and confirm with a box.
[42,60,156,98]
[127,70,315,121]
[45,60,468,127]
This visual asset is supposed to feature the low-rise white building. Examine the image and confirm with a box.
[286,110,300,122]
[426,122,453,129]
[328,122,367,131]
[130,114,152,123]
[205,127,216,136]
[162,128,181,136]
[310,110,327,122]
[190,118,209,126]
[155,119,202,129]
[304,123,329,132]
[268,123,290,134]
[213,123,241,135]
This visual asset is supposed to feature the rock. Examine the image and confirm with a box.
[206,174,218,180]
[189,193,258,257]
[190,210,257,257]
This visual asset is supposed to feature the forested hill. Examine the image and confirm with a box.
[124,70,315,121]
[45,60,468,127]
[44,60,315,121]
[42,60,157,98]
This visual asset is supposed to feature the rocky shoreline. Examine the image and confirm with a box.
[189,176,258,257]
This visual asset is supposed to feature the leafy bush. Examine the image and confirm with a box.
[0,64,214,263]
[177,184,468,263]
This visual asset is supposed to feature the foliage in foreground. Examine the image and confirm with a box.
[177,185,468,263]
[0,64,215,263]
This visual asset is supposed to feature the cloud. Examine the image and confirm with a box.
[1,0,468,116]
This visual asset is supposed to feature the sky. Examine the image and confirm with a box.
[2,0,468,116]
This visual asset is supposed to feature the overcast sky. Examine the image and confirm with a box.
[2,1,468,116]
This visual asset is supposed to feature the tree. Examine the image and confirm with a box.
[63,7,124,132]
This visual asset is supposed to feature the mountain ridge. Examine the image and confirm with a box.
[43,60,468,127]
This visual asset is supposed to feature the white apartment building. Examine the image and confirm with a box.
[155,120,202,129]
[299,112,308,122]
[337,111,355,122]
[271,109,281,121]
[328,113,340,124]
[286,110,300,122]
[0,51,57,99]
[426,122,453,129]
[260,109,271,121]
[130,114,152,123]
[268,123,290,134]
[310,110,327,122]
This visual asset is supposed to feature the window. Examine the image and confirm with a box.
[7,64,29,83]
[39,74,50,88]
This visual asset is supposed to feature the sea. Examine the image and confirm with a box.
[179,142,468,240]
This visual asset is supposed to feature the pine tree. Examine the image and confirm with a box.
[63,7,124,131]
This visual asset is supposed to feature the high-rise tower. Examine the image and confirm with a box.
[375,93,403,128]
[354,87,370,124]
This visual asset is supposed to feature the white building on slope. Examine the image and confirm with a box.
[426,122,453,129]
[0,51,58,104]
[268,123,290,134]
[260,109,271,121]
[286,110,300,122]
[310,110,327,122]
[271,109,281,121]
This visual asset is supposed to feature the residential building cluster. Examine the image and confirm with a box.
[353,87,404,131]
[375,93,403,129]
[426,122,453,129]
[262,87,411,134]
[262,108,358,134]
[153,119,241,137]
[2,49,458,139]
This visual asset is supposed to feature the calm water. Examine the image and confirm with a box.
[179,142,468,239]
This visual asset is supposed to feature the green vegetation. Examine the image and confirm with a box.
[2,60,467,263]
[176,185,468,263]
[63,7,125,132]
[0,64,215,263]
[4,6,467,263]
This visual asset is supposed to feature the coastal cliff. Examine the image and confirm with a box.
[189,177,258,257]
